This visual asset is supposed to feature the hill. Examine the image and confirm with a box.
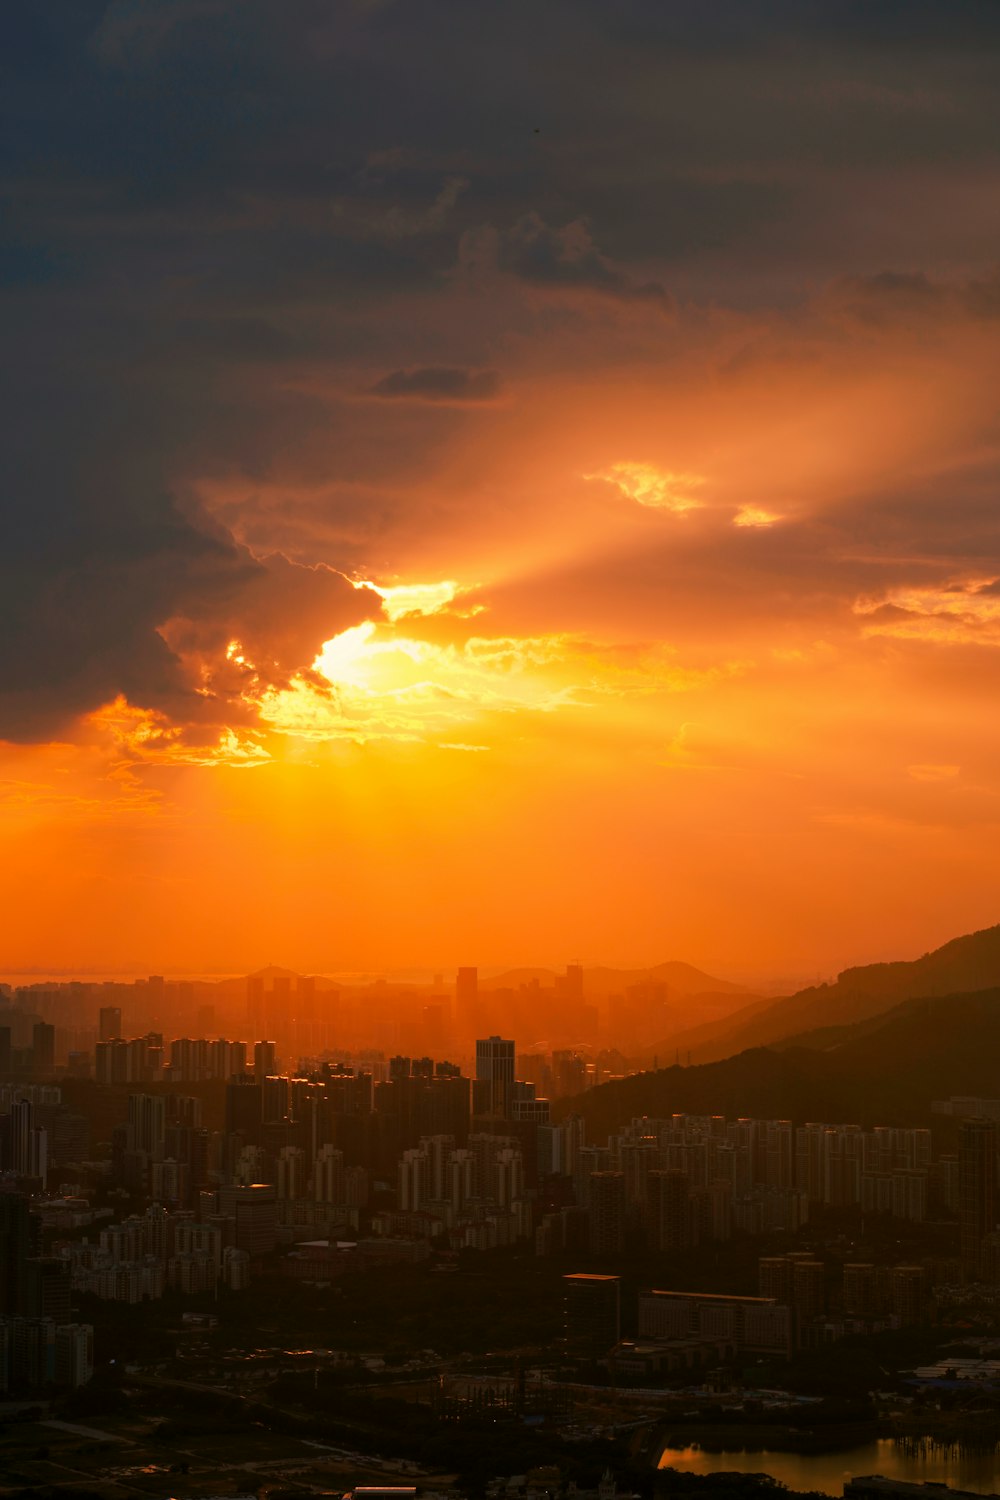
[561,985,1000,1139]
[649,923,1000,1063]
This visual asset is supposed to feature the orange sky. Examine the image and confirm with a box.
[3,4,1000,979]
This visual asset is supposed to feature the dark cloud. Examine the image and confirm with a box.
[4,0,1000,745]
[368,367,502,403]
[0,475,375,743]
[828,267,1000,324]
[482,213,672,307]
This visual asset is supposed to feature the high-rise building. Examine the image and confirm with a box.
[889,1265,925,1326]
[791,1258,825,1335]
[398,1148,427,1211]
[475,1035,515,1118]
[277,1146,307,1200]
[254,1040,277,1084]
[94,1038,126,1086]
[563,1272,620,1358]
[758,1255,794,1303]
[98,1007,122,1043]
[646,1169,692,1252]
[32,1023,55,1079]
[588,1170,625,1256]
[4,1098,48,1180]
[127,1094,166,1160]
[314,1144,345,1204]
[219,1183,277,1256]
[225,1077,263,1142]
[495,1147,525,1209]
[843,1263,880,1320]
[0,1195,35,1315]
[959,1117,998,1281]
[55,1323,94,1388]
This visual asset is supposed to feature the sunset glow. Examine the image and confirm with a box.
[3,3,1000,981]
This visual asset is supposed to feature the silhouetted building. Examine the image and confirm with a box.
[32,1023,55,1079]
[475,1035,514,1118]
[589,1170,626,1256]
[959,1117,998,1281]
[0,1195,36,1315]
[99,1007,122,1043]
[225,1076,263,1143]
[563,1272,620,1358]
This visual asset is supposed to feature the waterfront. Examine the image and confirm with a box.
[658,1438,1000,1496]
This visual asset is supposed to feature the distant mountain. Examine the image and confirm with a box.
[648,923,1000,1064]
[482,961,748,1001]
[480,967,561,991]
[560,985,1000,1138]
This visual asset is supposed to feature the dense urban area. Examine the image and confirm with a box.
[4,930,1000,1500]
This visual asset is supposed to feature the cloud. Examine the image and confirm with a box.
[585,463,705,513]
[733,505,781,528]
[463,214,673,308]
[0,465,376,744]
[368,367,502,403]
[854,580,1000,645]
[828,267,1000,325]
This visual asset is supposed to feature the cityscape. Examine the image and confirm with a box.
[5,2,1000,1499]
[5,929,1000,1497]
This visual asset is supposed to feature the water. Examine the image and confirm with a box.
[658,1438,1000,1496]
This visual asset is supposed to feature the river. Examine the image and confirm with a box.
[658,1437,1000,1495]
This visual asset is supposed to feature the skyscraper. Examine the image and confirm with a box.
[0,1194,35,1315]
[475,1035,515,1118]
[127,1094,166,1160]
[254,1040,277,1084]
[588,1170,626,1256]
[959,1117,998,1281]
[99,1006,122,1043]
[563,1272,621,1358]
[32,1022,55,1079]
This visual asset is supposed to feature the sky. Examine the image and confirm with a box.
[3,1,1000,979]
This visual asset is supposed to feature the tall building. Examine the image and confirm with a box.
[959,1117,998,1281]
[277,1146,307,1200]
[758,1255,794,1304]
[99,1007,122,1043]
[563,1272,620,1358]
[225,1077,263,1142]
[4,1098,48,1180]
[219,1183,277,1256]
[314,1144,345,1204]
[55,1323,94,1388]
[588,1170,625,1256]
[95,1038,128,1086]
[475,1035,515,1118]
[254,1040,277,1084]
[398,1148,427,1211]
[646,1169,692,1251]
[127,1094,166,1160]
[32,1023,55,1079]
[791,1257,825,1337]
[0,1195,35,1315]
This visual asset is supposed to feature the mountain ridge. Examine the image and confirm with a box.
[648,922,1000,1063]
[560,983,1000,1139]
